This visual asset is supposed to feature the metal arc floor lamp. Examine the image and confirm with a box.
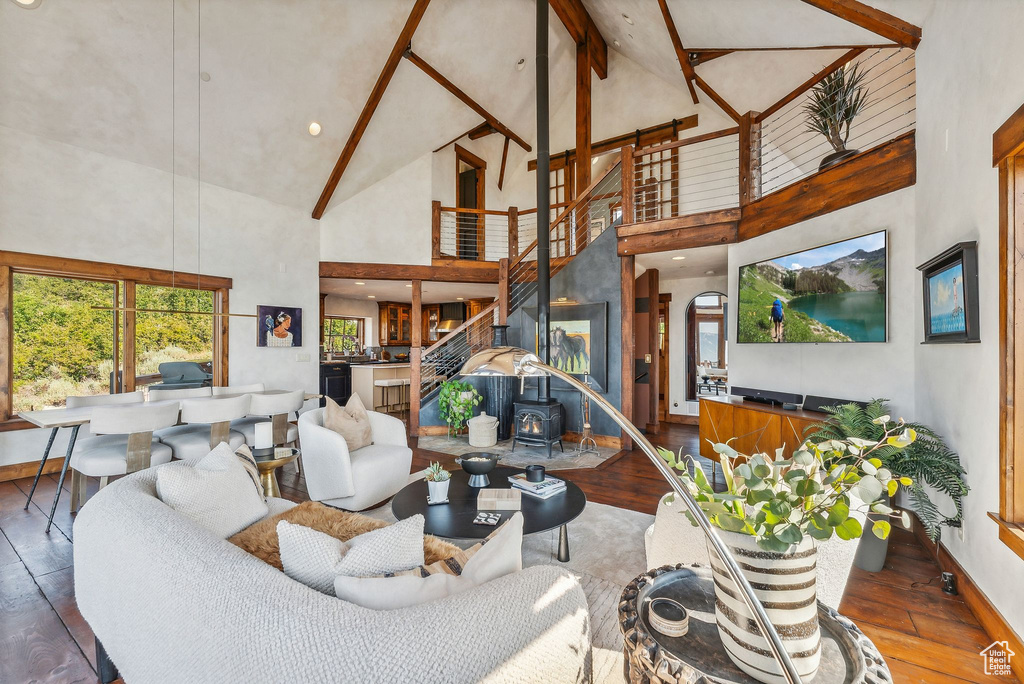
[461,346,803,684]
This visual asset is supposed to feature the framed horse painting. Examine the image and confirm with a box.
[523,303,608,391]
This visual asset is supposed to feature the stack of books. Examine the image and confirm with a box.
[508,472,566,500]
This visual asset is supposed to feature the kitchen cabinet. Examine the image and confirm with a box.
[319,363,352,407]
[422,304,441,346]
[378,302,412,346]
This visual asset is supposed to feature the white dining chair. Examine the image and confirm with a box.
[66,391,145,409]
[230,389,304,447]
[69,402,180,512]
[156,394,249,460]
[212,383,265,396]
[147,386,213,401]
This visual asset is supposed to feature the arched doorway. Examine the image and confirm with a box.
[685,292,728,401]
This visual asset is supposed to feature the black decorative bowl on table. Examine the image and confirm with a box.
[457,452,499,487]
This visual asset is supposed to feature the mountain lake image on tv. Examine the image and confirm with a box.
[738,231,887,343]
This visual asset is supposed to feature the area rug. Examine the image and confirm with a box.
[417,434,619,470]
[364,486,655,684]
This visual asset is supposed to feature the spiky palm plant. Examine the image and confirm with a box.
[804,63,870,153]
[808,399,968,541]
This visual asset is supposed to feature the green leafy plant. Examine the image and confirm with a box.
[658,416,915,553]
[804,63,870,153]
[424,462,450,483]
[438,379,483,436]
[808,399,968,541]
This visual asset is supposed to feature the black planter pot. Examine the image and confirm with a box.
[818,148,860,171]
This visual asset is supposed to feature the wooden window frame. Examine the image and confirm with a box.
[0,250,231,432]
[995,102,1024,559]
[323,315,364,353]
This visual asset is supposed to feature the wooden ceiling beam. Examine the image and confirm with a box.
[549,0,608,80]
[498,137,510,190]
[404,49,531,152]
[432,124,480,154]
[756,47,866,122]
[686,44,895,53]
[693,74,741,123]
[528,114,698,171]
[657,0,699,105]
[312,0,432,220]
[468,122,498,140]
[799,0,921,48]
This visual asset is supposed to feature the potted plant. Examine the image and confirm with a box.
[804,62,870,170]
[438,379,483,437]
[658,416,914,683]
[808,399,969,571]
[424,462,451,502]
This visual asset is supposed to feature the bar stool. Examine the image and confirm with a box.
[398,378,412,419]
[374,378,405,415]
[156,394,249,460]
[69,402,180,512]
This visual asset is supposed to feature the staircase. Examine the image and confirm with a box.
[417,159,624,407]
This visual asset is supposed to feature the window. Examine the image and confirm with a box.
[323,316,363,353]
[1,252,231,424]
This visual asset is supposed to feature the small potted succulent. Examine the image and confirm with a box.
[424,462,451,502]
[438,379,483,437]
[658,415,915,683]
[804,62,870,170]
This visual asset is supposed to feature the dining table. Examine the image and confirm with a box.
[18,389,318,533]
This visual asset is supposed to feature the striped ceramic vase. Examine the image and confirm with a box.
[706,530,821,683]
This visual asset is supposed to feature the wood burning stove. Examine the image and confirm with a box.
[512,399,565,457]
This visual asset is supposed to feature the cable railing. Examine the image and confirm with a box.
[631,131,740,222]
[757,47,916,197]
[436,209,511,261]
[419,301,498,399]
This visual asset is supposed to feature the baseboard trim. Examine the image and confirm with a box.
[663,414,698,425]
[416,425,451,437]
[908,512,1024,682]
[0,458,63,483]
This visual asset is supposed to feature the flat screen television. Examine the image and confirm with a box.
[737,231,887,343]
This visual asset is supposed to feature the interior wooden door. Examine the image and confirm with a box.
[455,145,485,261]
[658,295,670,422]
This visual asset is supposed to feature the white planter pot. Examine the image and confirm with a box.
[427,479,450,502]
[706,530,821,684]
[460,391,475,402]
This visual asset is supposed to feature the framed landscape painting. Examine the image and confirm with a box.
[523,303,608,390]
[918,242,980,343]
[257,305,302,348]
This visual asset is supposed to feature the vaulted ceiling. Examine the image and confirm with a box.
[0,0,930,216]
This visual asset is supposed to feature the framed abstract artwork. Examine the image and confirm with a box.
[917,241,979,343]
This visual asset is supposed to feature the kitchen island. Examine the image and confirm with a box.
[350,362,411,413]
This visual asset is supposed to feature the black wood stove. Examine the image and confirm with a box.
[512,399,565,457]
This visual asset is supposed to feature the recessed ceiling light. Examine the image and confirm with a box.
[705,270,715,275]
[456,297,464,301]
[613,40,621,48]
[200,72,211,82]
[308,121,322,137]
[367,295,376,299]
[622,13,634,25]
[516,58,526,72]
[672,256,686,261]
[557,297,568,302]
[10,0,42,8]
[355,281,365,286]
[405,284,412,288]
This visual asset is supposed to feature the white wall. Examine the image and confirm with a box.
[727,188,917,415]
[0,125,321,467]
[319,152,433,265]
[661,275,728,416]
[912,0,1024,637]
[324,296,378,347]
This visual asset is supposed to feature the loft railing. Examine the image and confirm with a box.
[419,300,499,400]
[432,204,538,262]
[754,47,916,198]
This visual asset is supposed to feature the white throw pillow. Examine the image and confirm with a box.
[156,442,270,538]
[277,514,426,594]
[333,513,524,610]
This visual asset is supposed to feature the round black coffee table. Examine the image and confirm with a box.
[391,466,586,562]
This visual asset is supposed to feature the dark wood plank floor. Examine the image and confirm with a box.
[0,423,1013,683]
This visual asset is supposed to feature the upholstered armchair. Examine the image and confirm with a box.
[298,407,412,511]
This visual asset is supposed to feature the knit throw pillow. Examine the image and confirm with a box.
[333,513,524,610]
[324,394,372,451]
[156,442,270,538]
[278,514,426,594]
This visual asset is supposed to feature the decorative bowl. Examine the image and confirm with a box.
[458,453,499,487]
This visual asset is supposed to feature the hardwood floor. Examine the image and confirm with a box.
[0,423,1014,683]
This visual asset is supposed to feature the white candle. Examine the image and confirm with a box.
[254,422,273,449]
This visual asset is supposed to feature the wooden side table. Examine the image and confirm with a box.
[619,564,891,684]
[251,448,299,498]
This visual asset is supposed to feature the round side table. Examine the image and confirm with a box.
[251,447,299,498]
